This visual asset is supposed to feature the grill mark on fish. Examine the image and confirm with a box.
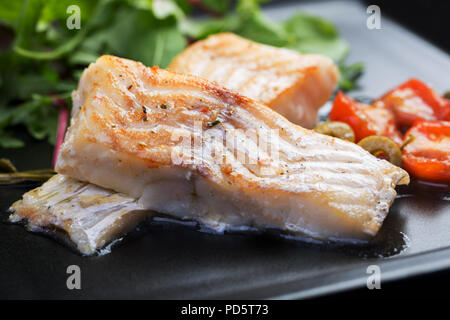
[169,33,339,128]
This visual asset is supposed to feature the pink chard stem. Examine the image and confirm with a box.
[52,101,69,168]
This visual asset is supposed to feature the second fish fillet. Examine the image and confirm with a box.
[169,33,339,128]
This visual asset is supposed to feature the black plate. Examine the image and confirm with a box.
[1,0,449,299]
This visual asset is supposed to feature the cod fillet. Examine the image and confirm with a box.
[11,55,408,255]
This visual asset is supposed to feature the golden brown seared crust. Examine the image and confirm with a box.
[169,33,339,127]
[66,55,292,171]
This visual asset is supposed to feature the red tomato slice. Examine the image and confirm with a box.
[377,79,450,127]
[329,91,403,145]
[402,121,450,183]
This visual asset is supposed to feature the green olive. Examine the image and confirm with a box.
[313,121,355,142]
[357,136,402,167]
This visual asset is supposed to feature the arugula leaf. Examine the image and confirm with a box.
[181,1,287,46]
[13,0,108,60]
[235,11,289,47]
[236,0,270,12]
[284,13,349,61]
[338,62,365,91]
[37,0,96,32]
[0,0,23,28]
[68,50,99,65]
[0,132,25,148]
[97,6,186,68]
[180,17,232,39]
[14,0,46,50]
[200,0,229,14]
[152,0,185,20]
[15,73,75,100]
[8,94,58,144]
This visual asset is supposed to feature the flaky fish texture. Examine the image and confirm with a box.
[10,174,145,255]
[169,33,339,128]
[11,55,408,254]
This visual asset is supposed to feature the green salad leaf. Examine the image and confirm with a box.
[284,13,349,61]
[0,0,363,148]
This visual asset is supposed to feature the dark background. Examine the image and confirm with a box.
[267,0,450,54]
[363,0,450,53]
